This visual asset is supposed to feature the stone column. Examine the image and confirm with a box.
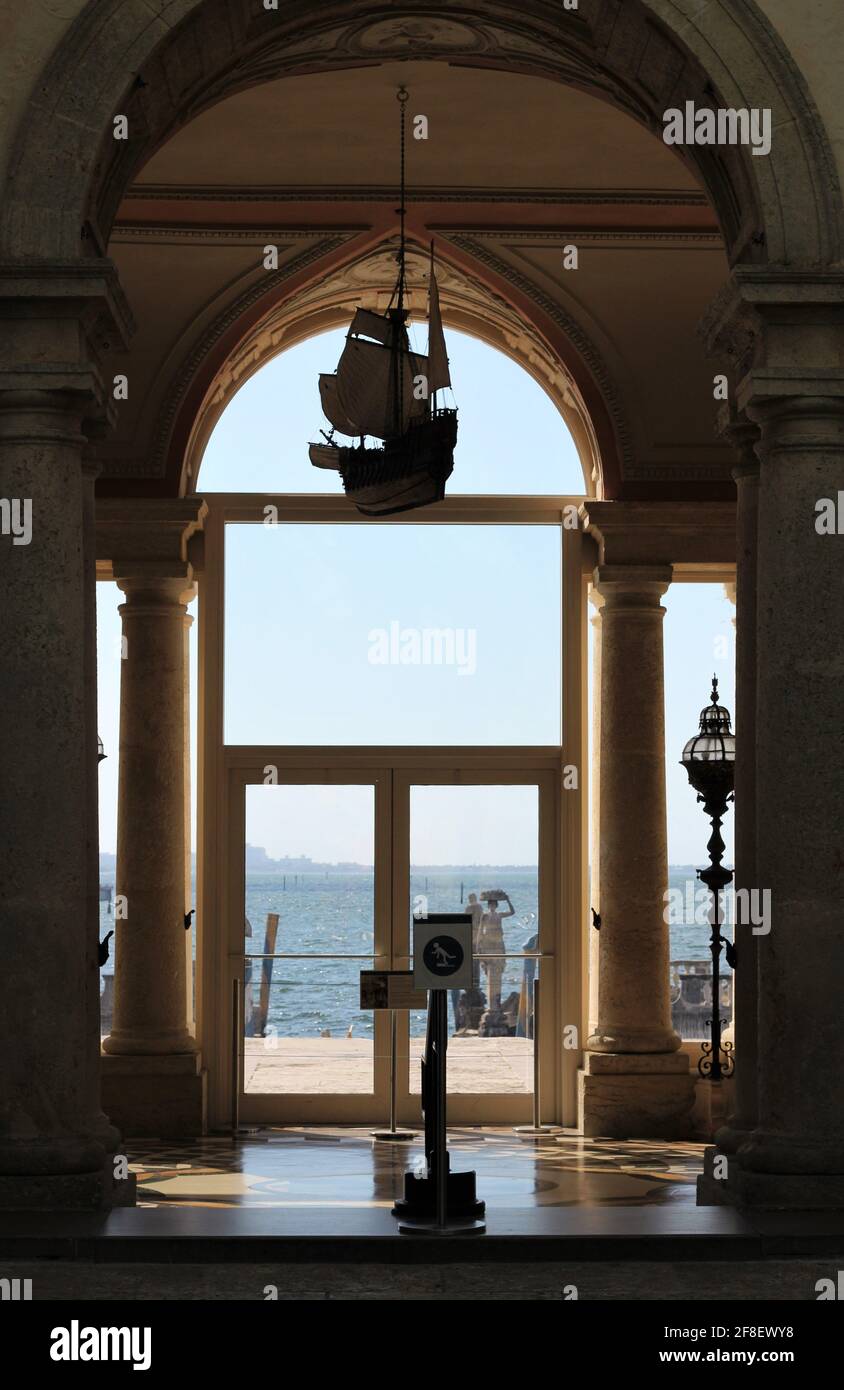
[104,575,197,1056]
[102,575,204,1136]
[0,387,111,1205]
[730,395,844,1204]
[98,499,206,1136]
[579,564,694,1136]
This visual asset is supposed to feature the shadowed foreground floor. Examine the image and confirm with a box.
[3,1130,843,1301]
[7,1259,840,1301]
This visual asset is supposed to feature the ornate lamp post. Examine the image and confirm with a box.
[681,677,736,1082]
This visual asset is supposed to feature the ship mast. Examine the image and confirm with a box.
[430,239,437,417]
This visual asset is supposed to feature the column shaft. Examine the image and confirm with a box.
[0,393,108,1201]
[103,577,196,1056]
[740,399,844,1184]
[591,566,678,1052]
[579,565,694,1138]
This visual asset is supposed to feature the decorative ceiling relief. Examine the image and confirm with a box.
[348,17,487,56]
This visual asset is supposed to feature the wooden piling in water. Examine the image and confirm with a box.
[257,912,279,1036]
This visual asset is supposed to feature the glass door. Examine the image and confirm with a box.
[236,772,390,1125]
[393,770,559,1126]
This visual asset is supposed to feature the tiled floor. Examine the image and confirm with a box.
[129,1127,705,1210]
[6,1131,842,1302]
[12,1130,844,1301]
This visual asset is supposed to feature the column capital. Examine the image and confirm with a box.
[593,564,673,607]
[0,380,112,446]
[0,261,134,439]
[701,267,844,417]
[117,574,197,611]
[743,393,844,458]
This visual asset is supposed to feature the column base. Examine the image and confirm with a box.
[102,1029,198,1056]
[587,1025,681,1054]
[101,1052,207,1138]
[0,1153,136,1211]
[713,1122,753,1154]
[578,1051,695,1138]
[697,1145,844,1211]
[691,1077,735,1141]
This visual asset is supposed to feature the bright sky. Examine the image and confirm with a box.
[197,327,583,494]
[96,330,736,866]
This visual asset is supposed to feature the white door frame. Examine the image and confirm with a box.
[195,495,590,1128]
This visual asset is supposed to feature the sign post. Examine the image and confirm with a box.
[393,914,486,1236]
[373,1009,415,1143]
[359,970,426,1142]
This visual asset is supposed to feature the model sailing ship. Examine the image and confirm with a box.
[309,89,457,515]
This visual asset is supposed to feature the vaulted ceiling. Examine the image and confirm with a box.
[99,57,734,499]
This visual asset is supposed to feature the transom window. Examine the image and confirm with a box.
[198,329,586,496]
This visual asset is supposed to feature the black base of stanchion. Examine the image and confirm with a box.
[397,1215,486,1235]
[513,1124,561,1137]
[392,1167,485,1219]
[371,1129,416,1142]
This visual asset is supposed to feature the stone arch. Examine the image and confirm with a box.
[2,0,841,269]
[172,236,610,497]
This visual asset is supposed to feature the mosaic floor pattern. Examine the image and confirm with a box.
[129,1128,706,1210]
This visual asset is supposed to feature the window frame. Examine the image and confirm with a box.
[196,492,590,1127]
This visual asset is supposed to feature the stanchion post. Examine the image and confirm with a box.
[390,1008,398,1133]
[371,1007,415,1142]
[533,977,541,1128]
[515,969,561,1137]
[435,991,448,1229]
[231,977,240,1138]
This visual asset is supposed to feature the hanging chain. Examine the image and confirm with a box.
[397,86,409,310]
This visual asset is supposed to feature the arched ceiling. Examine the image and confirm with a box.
[96,56,736,500]
[134,62,700,194]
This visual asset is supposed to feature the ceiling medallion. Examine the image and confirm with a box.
[350,17,485,56]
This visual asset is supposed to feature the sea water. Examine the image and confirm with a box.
[98,866,727,1040]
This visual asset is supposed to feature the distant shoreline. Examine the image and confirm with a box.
[98,857,729,874]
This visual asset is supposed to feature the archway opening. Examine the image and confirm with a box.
[197,327,588,495]
[192,320,588,1126]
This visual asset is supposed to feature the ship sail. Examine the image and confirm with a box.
[319,373,362,437]
[335,334,428,440]
[427,256,451,394]
[349,307,392,346]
